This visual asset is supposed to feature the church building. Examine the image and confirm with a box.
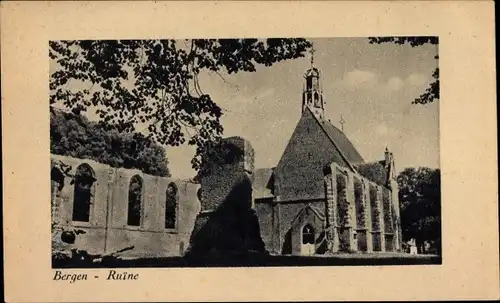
[253,55,403,256]
[51,51,404,263]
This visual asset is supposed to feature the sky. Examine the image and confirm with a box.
[166,38,440,178]
[51,37,440,179]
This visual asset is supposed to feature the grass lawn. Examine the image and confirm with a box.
[53,252,441,268]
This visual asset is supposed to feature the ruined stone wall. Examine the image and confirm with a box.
[51,154,200,258]
[187,137,266,257]
[198,137,254,213]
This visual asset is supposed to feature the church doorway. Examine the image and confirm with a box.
[301,224,315,256]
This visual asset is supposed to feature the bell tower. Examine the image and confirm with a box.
[302,45,325,120]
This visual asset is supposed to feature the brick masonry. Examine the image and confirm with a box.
[255,161,402,255]
[275,109,349,202]
[51,132,402,258]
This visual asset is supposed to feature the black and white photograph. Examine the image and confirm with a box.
[3,1,498,302]
[50,37,442,268]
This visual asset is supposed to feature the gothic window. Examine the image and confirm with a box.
[312,77,319,90]
[314,92,320,106]
[302,224,315,245]
[165,182,178,229]
[306,76,312,89]
[72,164,96,222]
[197,188,202,202]
[51,164,65,193]
[127,175,143,227]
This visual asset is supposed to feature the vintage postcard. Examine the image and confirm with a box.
[2,1,498,302]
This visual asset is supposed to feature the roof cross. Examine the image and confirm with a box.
[340,115,346,132]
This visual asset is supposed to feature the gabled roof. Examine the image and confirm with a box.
[291,204,326,223]
[253,167,275,199]
[254,108,366,199]
[306,107,364,168]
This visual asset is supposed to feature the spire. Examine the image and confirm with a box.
[302,44,325,119]
[310,45,316,67]
[384,146,391,169]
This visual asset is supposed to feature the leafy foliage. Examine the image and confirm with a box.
[336,173,350,253]
[382,188,393,233]
[72,163,95,222]
[369,36,438,47]
[51,160,74,191]
[336,174,349,228]
[368,36,439,104]
[51,109,170,177]
[353,177,366,229]
[193,136,250,181]
[397,167,441,253]
[369,185,380,231]
[50,39,312,170]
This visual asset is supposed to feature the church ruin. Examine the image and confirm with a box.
[252,56,403,255]
[51,154,200,260]
[51,53,402,262]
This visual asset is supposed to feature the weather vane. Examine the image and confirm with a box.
[340,114,346,132]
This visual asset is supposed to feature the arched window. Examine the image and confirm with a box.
[302,224,315,245]
[127,175,143,226]
[165,182,177,229]
[312,76,319,90]
[306,76,313,89]
[314,92,320,106]
[197,188,202,202]
[72,164,96,222]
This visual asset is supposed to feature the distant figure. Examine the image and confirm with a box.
[408,238,418,255]
[179,242,185,256]
[424,240,431,253]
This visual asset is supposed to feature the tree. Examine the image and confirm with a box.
[368,37,439,105]
[397,167,441,254]
[50,39,312,171]
[51,108,170,176]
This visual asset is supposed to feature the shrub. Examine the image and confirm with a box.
[369,185,380,231]
[354,177,366,228]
